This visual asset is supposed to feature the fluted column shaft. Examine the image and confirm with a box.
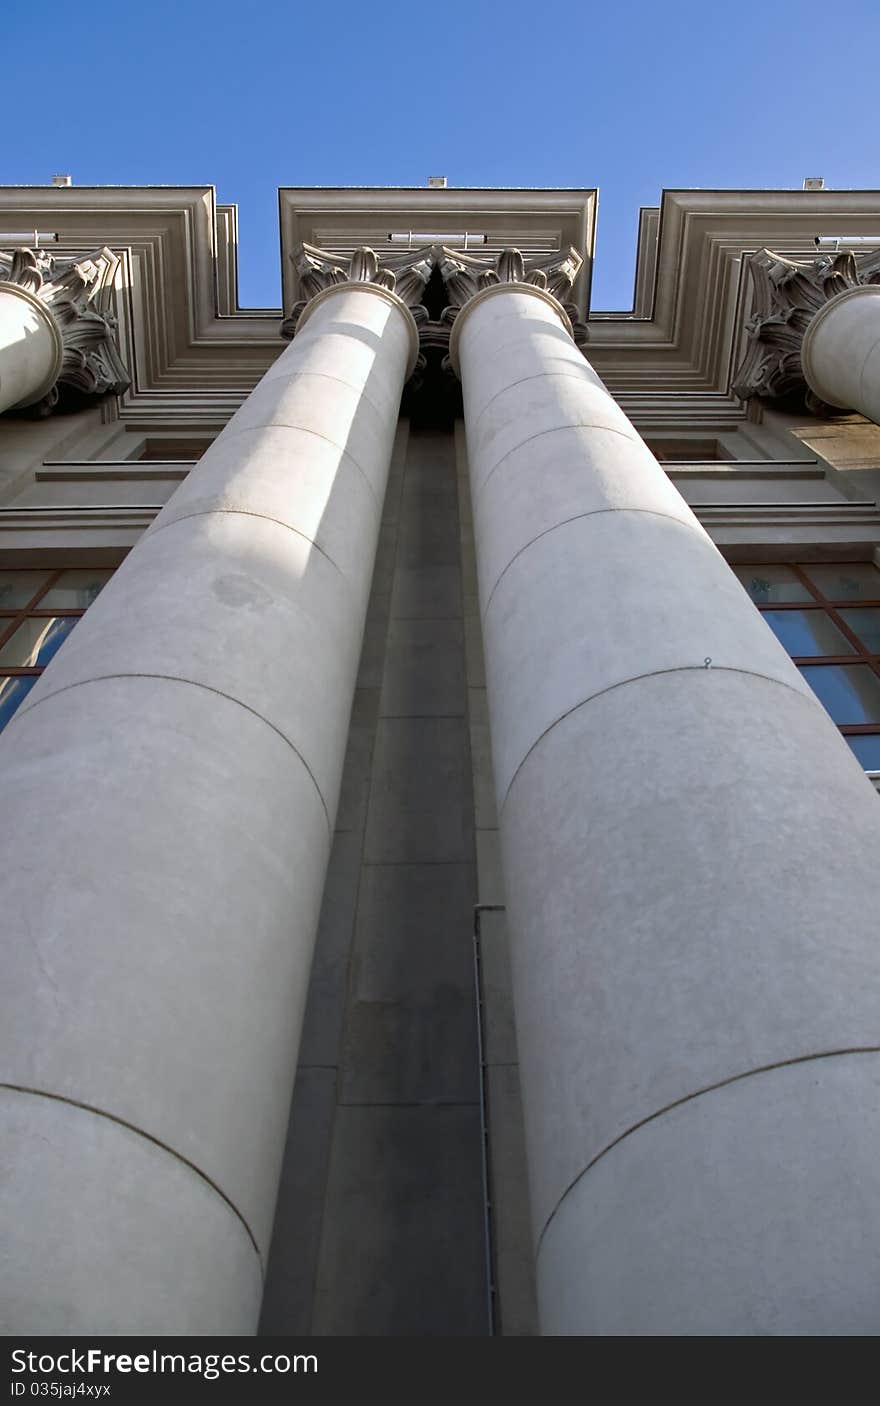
[453,283,880,1335]
[0,282,417,1334]
[0,281,63,411]
[802,284,880,422]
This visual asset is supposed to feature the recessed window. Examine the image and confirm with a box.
[0,568,113,733]
[647,439,728,462]
[733,562,880,770]
[137,439,212,461]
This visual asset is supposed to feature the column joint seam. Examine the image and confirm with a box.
[469,369,606,437]
[146,508,353,589]
[474,422,640,505]
[462,318,577,370]
[8,673,333,835]
[0,1082,265,1278]
[257,367,391,426]
[534,1045,880,1259]
[212,422,382,508]
[481,507,704,620]
[498,665,822,816]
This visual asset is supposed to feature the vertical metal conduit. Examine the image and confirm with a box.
[473,903,506,1337]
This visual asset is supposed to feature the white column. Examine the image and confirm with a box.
[0,280,417,1334]
[0,281,63,412]
[801,284,880,422]
[452,282,880,1336]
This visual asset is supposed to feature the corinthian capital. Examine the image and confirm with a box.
[434,245,586,348]
[0,246,130,413]
[281,243,431,340]
[438,244,581,309]
[733,247,880,407]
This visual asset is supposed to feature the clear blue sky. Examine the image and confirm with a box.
[3,0,878,311]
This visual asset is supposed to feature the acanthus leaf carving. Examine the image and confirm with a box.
[0,245,130,413]
[282,242,431,341]
[732,247,880,407]
[436,244,583,319]
[432,244,586,367]
[281,243,587,377]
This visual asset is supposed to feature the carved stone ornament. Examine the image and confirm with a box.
[0,246,130,414]
[435,245,588,348]
[281,244,589,393]
[733,247,880,410]
[281,243,431,341]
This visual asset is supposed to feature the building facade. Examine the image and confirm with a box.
[1,182,880,1337]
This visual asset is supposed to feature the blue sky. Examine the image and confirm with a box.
[3,0,878,310]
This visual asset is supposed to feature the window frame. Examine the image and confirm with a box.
[0,567,113,730]
[734,561,880,768]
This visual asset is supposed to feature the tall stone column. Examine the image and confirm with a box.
[734,246,880,421]
[446,248,880,1335]
[0,247,129,414]
[0,249,419,1334]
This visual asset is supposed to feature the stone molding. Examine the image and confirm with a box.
[0,246,130,414]
[733,247,880,411]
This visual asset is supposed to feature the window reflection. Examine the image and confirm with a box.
[838,608,880,654]
[802,563,880,600]
[0,565,114,735]
[0,572,50,609]
[735,560,880,775]
[0,617,78,669]
[0,675,37,730]
[732,565,812,604]
[39,570,113,610]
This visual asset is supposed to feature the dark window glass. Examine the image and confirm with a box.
[736,561,880,776]
[847,735,880,770]
[798,665,880,726]
[838,607,880,654]
[762,610,854,657]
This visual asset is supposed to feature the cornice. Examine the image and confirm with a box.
[278,187,597,322]
[1,185,877,430]
[584,188,880,422]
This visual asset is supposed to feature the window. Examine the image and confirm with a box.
[733,562,880,771]
[0,568,114,734]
